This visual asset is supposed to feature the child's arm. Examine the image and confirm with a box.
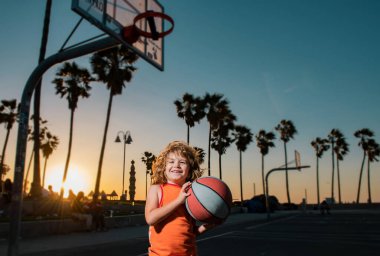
[196,223,217,235]
[145,182,191,226]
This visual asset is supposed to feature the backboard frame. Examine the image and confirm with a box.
[295,150,301,169]
[72,0,166,71]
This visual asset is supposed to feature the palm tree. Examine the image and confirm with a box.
[193,146,206,165]
[0,99,19,190]
[24,116,49,195]
[174,93,205,144]
[90,45,138,197]
[354,128,374,203]
[31,0,52,198]
[310,137,330,206]
[256,130,276,195]
[0,160,10,181]
[211,110,236,180]
[232,125,253,203]
[141,151,156,199]
[202,93,229,176]
[366,139,379,204]
[40,131,59,188]
[275,119,297,204]
[334,133,349,204]
[327,128,341,203]
[52,61,92,197]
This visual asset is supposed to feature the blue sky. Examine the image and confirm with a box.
[1,0,379,203]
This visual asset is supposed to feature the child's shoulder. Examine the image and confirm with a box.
[147,184,163,203]
[150,184,161,190]
[148,184,162,194]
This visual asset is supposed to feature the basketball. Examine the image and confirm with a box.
[185,176,233,224]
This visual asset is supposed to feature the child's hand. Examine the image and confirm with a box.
[197,223,217,235]
[177,181,191,204]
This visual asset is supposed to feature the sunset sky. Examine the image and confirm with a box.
[1,0,379,204]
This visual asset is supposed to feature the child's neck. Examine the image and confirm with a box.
[167,180,185,186]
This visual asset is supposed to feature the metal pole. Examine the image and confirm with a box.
[122,136,126,196]
[265,166,310,220]
[8,36,119,256]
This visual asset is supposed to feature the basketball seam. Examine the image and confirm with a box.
[192,181,226,221]
[197,178,232,214]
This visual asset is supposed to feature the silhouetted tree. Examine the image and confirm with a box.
[275,119,297,204]
[366,139,379,204]
[232,125,253,203]
[90,45,138,197]
[24,116,49,195]
[53,61,92,197]
[311,137,330,205]
[141,151,156,199]
[354,128,374,203]
[334,132,349,204]
[174,93,205,144]
[41,131,59,188]
[211,110,236,180]
[256,130,276,195]
[202,93,229,176]
[0,99,19,191]
[327,128,341,202]
[193,146,206,166]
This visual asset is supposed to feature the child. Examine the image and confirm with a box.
[145,141,215,256]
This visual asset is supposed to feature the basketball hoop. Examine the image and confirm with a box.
[122,11,174,44]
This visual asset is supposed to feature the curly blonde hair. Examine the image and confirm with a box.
[151,141,204,185]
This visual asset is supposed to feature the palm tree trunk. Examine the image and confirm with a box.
[356,152,366,203]
[23,151,34,195]
[239,150,243,203]
[145,172,148,199]
[367,159,372,204]
[95,91,114,196]
[284,142,291,204]
[218,152,222,180]
[31,0,52,198]
[61,109,75,197]
[207,125,212,176]
[337,158,341,204]
[187,125,190,144]
[261,154,265,195]
[316,156,320,206]
[42,157,48,188]
[0,128,11,191]
[331,142,335,201]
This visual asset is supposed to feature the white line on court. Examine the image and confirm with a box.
[197,231,235,242]
[245,214,297,230]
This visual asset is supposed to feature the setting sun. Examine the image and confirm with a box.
[44,165,91,197]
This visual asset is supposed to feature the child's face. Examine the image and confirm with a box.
[165,151,190,185]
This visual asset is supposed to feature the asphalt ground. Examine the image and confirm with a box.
[1,209,379,256]
[197,209,380,256]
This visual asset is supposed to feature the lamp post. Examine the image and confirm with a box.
[115,131,132,199]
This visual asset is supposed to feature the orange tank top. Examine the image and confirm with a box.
[148,183,197,256]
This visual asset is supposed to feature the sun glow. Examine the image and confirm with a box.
[44,165,91,197]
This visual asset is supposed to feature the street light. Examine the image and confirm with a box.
[115,131,132,198]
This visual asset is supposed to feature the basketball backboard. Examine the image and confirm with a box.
[72,0,167,71]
